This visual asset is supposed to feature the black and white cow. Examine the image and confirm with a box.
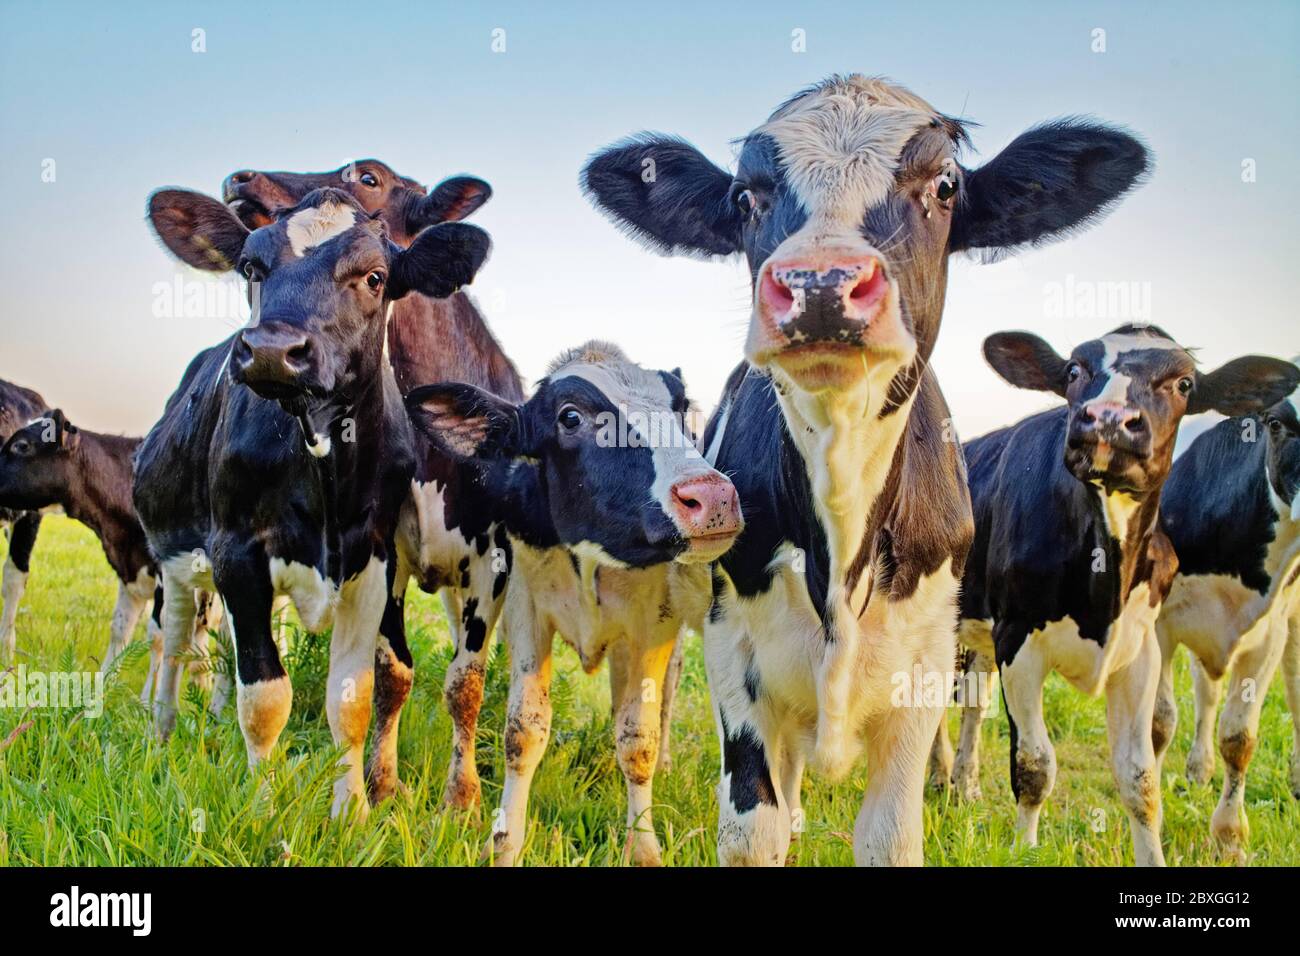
[0,409,220,699]
[1155,367,1300,859]
[954,325,1298,866]
[136,186,488,816]
[0,378,48,660]
[221,159,526,806]
[583,74,1151,865]
[408,341,742,865]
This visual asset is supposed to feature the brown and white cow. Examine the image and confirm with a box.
[584,75,1151,865]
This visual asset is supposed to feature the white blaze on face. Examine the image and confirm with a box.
[286,200,357,258]
[1090,330,1186,405]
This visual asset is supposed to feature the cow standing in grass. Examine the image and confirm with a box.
[1155,369,1300,859]
[954,326,1297,866]
[584,74,1150,865]
[407,341,742,865]
[137,187,488,816]
[0,378,47,661]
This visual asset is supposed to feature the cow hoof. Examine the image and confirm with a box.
[628,837,663,867]
[444,775,482,813]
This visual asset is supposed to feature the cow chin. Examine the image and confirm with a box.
[675,531,740,564]
[1065,444,1157,494]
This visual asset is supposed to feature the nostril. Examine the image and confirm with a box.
[286,343,312,366]
[673,488,703,513]
[762,272,795,310]
[1124,414,1146,434]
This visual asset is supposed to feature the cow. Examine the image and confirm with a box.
[0,409,220,699]
[582,74,1151,865]
[953,325,1298,866]
[1154,366,1300,860]
[0,378,48,661]
[222,159,690,801]
[407,341,742,865]
[222,160,522,805]
[137,185,489,816]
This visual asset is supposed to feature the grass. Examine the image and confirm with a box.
[1,515,1297,866]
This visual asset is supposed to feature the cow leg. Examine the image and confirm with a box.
[952,651,995,801]
[141,591,164,704]
[368,558,413,804]
[780,725,807,842]
[657,636,685,773]
[1104,635,1165,867]
[1211,619,1288,861]
[443,558,504,811]
[612,632,674,866]
[927,713,954,791]
[187,592,217,695]
[0,513,40,661]
[1186,654,1222,785]
[104,580,148,673]
[1001,642,1055,848]
[492,593,552,867]
[154,567,201,740]
[207,594,233,716]
[326,558,385,819]
[1151,629,1178,773]
[1283,618,1300,799]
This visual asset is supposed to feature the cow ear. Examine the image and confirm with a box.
[983,332,1071,395]
[389,222,491,300]
[147,189,249,272]
[412,176,492,228]
[951,120,1151,257]
[1190,356,1300,416]
[38,409,78,450]
[582,134,743,257]
[406,383,521,460]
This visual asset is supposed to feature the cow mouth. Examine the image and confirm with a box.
[677,529,741,563]
[1065,443,1152,493]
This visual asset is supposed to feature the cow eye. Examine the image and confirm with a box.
[934,171,957,202]
[1267,416,1284,434]
[365,270,385,292]
[558,406,582,431]
[1176,377,1193,396]
[10,439,30,456]
[734,188,756,218]
[1067,363,1083,383]
[359,172,379,188]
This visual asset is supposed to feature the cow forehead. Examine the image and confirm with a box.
[284,200,359,257]
[754,76,943,222]
[552,363,673,411]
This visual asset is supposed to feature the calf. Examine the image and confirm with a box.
[222,159,527,804]
[1155,371,1300,859]
[137,186,488,816]
[584,74,1149,865]
[0,410,219,698]
[407,341,742,865]
[955,325,1297,866]
[0,378,48,660]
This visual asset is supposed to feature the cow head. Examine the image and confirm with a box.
[147,187,490,453]
[984,325,1300,495]
[223,159,491,247]
[583,75,1150,412]
[0,410,78,512]
[1263,361,1300,522]
[406,342,743,566]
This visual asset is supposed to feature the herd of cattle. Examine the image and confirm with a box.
[1,75,1297,867]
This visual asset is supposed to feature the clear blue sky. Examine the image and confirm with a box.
[2,0,1297,439]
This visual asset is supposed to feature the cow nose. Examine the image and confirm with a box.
[670,473,743,538]
[1078,400,1145,435]
[234,323,313,389]
[759,255,888,345]
[222,170,258,202]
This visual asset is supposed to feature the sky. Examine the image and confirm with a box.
[1,0,1297,444]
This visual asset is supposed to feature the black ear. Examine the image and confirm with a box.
[983,332,1071,395]
[37,408,78,450]
[147,188,250,272]
[582,133,743,257]
[406,382,521,460]
[951,119,1151,256]
[1190,356,1300,416]
[389,222,491,300]
[411,176,492,228]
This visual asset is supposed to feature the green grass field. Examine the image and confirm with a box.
[1,515,1296,866]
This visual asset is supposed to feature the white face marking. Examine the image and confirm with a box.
[1090,330,1185,405]
[286,201,357,258]
[305,434,331,458]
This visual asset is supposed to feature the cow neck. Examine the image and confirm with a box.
[386,293,524,401]
[775,367,914,597]
[1087,480,1163,602]
[64,431,140,574]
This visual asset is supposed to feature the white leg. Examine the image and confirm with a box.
[1105,635,1166,866]
[1151,631,1178,775]
[1187,654,1222,785]
[104,580,148,673]
[928,715,954,791]
[1282,618,1300,799]
[780,726,807,841]
[208,595,233,716]
[325,558,386,819]
[0,554,28,663]
[1002,642,1055,848]
[141,612,164,704]
[952,651,995,801]
[612,632,674,866]
[153,572,197,740]
[657,635,685,773]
